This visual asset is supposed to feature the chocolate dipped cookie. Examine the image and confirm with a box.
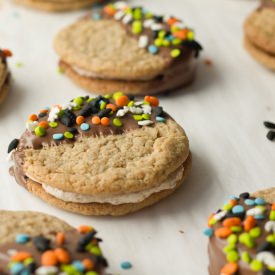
[0,210,108,274]
[204,191,275,275]
[8,93,191,216]
[244,0,275,70]
[54,2,202,95]
[0,49,12,105]
[12,0,104,12]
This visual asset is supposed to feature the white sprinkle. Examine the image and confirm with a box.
[7,249,17,256]
[36,266,59,275]
[26,120,38,131]
[134,101,144,106]
[257,252,275,266]
[114,10,125,21]
[142,105,152,115]
[138,120,154,126]
[151,23,163,31]
[122,13,133,25]
[213,210,227,221]
[130,106,143,114]
[114,1,128,9]
[265,221,275,232]
[116,107,129,117]
[247,207,263,216]
[139,35,149,48]
[143,19,155,28]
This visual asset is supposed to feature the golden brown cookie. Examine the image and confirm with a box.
[0,49,12,105]
[204,191,275,275]
[0,211,108,274]
[244,2,275,70]
[54,2,202,95]
[9,93,191,216]
[12,0,103,12]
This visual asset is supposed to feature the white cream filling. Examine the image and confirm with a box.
[39,165,184,205]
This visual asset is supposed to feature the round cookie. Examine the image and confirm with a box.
[54,2,202,95]
[12,0,104,12]
[0,211,108,274]
[204,191,275,275]
[244,1,275,70]
[0,49,12,105]
[8,93,191,216]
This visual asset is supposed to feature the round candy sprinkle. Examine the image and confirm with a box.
[73,260,85,272]
[203,228,213,237]
[148,45,159,54]
[91,116,101,125]
[49,122,58,128]
[113,118,122,127]
[232,205,245,214]
[16,234,30,244]
[120,261,132,270]
[101,117,110,126]
[29,114,38,121]
[156,116,166,122]
[53,133,64,141]
[171,49,181,58]
[245,199,255,206]
[64,132,74,139]
[80,123,90,131]
[255,198,265,205]
[34,126,46,137]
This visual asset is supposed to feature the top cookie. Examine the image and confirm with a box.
[54,2,202,95]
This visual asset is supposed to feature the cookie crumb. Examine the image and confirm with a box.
[179,230,184,234]
[120,261,132,270]
[203,58,213,67]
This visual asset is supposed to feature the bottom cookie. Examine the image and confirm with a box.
[26,154,192,216]
[59,60,196,95]
[244,37,275,70]
[12,0,100,12]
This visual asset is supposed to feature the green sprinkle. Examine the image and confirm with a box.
[250,259,263,272]
[100,101,107,110]
[49,122,58,128]
[171,49,181,58]
[268,266,275,271]
[73,97,83,106]
[86,272,98,275]
[113,118,122,127]
[270,211,275,221]
[34,126,46,137]
[133,8,142,20]
[24,258,34,265]
[249,227,261,238]
[143,101,150,105]
[64,132,74,139]
[145,12,153,19]
[85,243,93,251]
[90,246,102,256]
[266,234,275,244]
[172,38,182,45]
[132,20,143,34]
[257,205,266,212]
[231,226,242,233]
[87,97,95,103]
[142,114,150,120]
[158,30,166,38]
[133,115,143,121]
[187,31,194,40]
[226,250,239,262]
[128,101,135,107]
[209,219,217,226]
[241,252,251,263]
[104,95,112,99]
[154,38,163,47]
[227,234,238,245]
[113,92,124,100]
[162,40,171,47]
[223,244,235,253]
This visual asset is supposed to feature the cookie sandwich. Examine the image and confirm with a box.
[244,0,275,70]
[8,93,191,216]
[12,0,104,12]
[0,48,12,105]
[204,190,275,275]
[0,210,108,274]
[54,2,202,95]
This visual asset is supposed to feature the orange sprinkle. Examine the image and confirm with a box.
[29,114,38,121]
[76,116,85,125]
[38,121,49,129]
[2,49,12,57]
[116,95,129,107]
[39,109,49,114]
[92,116,101,125]
[82,259,94,271]
[144,96,159,107]
[12,252,31,262]
[78,225,93,233]
[174,29,188,40]
[223,217,241,228]
[41,250,58,266]
[244,216,256,232]
[214,227,232,238]
[272,203,275,211]
[101,117,110,126]
[229,199,237,206]
[56,232,65,245]
[167,17,180,26]
[106,103,117,112]
[220,262,238,275]
[54,248,70,264]
[103,5,116,16]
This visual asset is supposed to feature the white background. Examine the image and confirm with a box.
[0,0,275,274]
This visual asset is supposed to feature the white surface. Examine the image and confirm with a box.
[0,0,274,274]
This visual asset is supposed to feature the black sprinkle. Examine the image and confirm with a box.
[267,131,275,141]
[257,242,273,253]
[155,106,164,117]
[264,121,275,129]
[239,192,250,199]
[77,231,97,251]
[26,262,36,273]
[96,256,109,267]
[224,211,245,221]
[7,139,19,154]
[33,236,51,252]
[68,128,78,135]
[98,108,112,118]
[38,113,47,118]
[154,15,163,23]
[60,110,76,127]
[79,103,99,117]
[182,40,203,58]
[128,95,135,101]
[152,31,159,39]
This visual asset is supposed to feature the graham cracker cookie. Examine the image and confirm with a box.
[0,49,12,105]
[9,93,191,216]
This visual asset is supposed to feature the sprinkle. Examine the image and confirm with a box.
[49,122,58,128]
[36,266,59,275]
[203,228,213,237]
[92,13,102,20]
[226,250,239,262]
[29,114,38,121]
[143,19,155,28]
[114,10,125,20]
[156,116,166,122]
[151,23,163,31]
[115,95,129,107]
[138,120,154,126]
[122,13,133,24]
[56,232,65,245]
[265,221,275,233]
[220,262,238,275]
[245,199,255,206]
[16,234,30,244]
[267,131,275,141]
[73,260,85,272]
[80,123,90,131]
[247,207,264,216]
[92,116,101,125]
[148,45,159,54]
[10,263,25,274]
[120,261,132,270]
[41,251,58,266]
[255,198,265,205]
[171,49,181,58]
[7,138,19,154]
[214,227,232,238]
[101,117,110,126]
[12,251,32,262]
[76,116,85,125]
[232,205,245,214]
[53,133,64,140]
[241,252,251,263]
[64,131,74,139]
[132,20,143,34]
[113,118,122,127]
[139,35,149,48]
[264,121,275,129]
[34,126,46,137]
[250,259,263,272]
